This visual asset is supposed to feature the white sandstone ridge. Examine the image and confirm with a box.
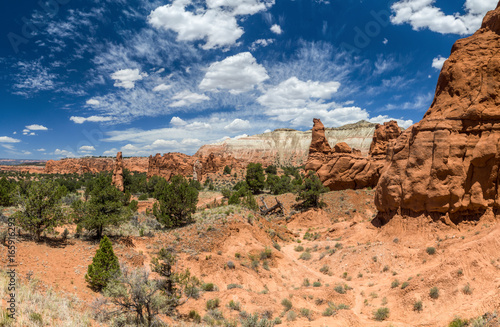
[195,120,378,166]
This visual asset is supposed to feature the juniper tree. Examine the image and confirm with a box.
[296,171,328,208]
[14,179,66,241]
[245,163,265,194]
[153,175,198,228]
[86,235,121,291]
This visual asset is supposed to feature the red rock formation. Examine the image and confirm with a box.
[111,152,124,192]
[306,118,401,191]
[43,157,149,175]
[45,158,114,174]
[369,121,402,157]
[147,153,194,181]
[375,4,500,220]
[147,152,241,182]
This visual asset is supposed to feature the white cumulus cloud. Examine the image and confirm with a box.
[86,99,100,106]
[170,91,210,107]
[79,145,96,152]
[199,52,269,94]
[54,149,76,157]
[153,83,172,92]
[70,116,114,124]
[432,56,448,70]
[270,24,282,34]
[111,68,147,89]
[391,0,497,35]
[0,136,21,143]
[224,118,251,132]
[170,116,187,126]
[26,124,48,131]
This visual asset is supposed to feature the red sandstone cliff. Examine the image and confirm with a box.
[375,3,500,220]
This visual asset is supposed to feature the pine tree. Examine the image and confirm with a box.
[296,171,329,208]
[245,163,265,194]
[85,235,121,291]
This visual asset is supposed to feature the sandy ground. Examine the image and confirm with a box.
[1,189,499,326]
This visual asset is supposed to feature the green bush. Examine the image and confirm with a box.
[294,245,304,252]
[260,247,272,260]
[401,281,410,289]
[227,283,242,290]
[426,247,436,255]
[14,179,66,241]
[202,283,216,291]
[281,298,292,311]
[245,163,265,194]
[296,171,328,208]
[299,252,312,260]
[265,165,277,175]
[429,287,439,299]
[153,175,198,228]
[313,281,322,287]
[138,194,148,201]
[334,284,346,294]
[448,318,469,327]
[413,300,423,312]
[373,307,390,321]
[223,166,232,175]
[228,300,241,311]
[128,200,138,212]
[206,298,220,310]
[391,279,400,288]
[85,235,120,291]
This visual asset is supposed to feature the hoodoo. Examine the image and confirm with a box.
[111,152,124,192]
[305,118,401,190]
[376,3,500,221]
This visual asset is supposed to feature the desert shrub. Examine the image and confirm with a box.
[401,281,409,289]
[260,247,272,260]
[206,298,220,310]
[462,283,472,295]
[138,194,148,201]
[413,300,423,312]
[202,283,216,292]
[281,298,292,311]
[313,281,322,287]
[299,252,312,260]
[296,171,328,208]
[85,236,121,291]
[300,308,312,320]
[245,163,266,194]
[391,279,400,288]
[189,310,201,323]
[303,278,310,287]
[104,265,169,326]
[319,265,331,274]
[153,175,198,228]
[224,165,232,175]
[14,179,66,241]
[241,313,274,327]
[227,284,242,290]
[430,287,439,299]
[286,310,297,321]
[267,174,293,195]
[373,307,390,321]
[294,245,304,252]
[334,284,346,294]
[228,300,241,311]
[426,247,436,255]
[448,318,469,327]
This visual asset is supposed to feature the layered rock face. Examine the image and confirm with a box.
[376,4,500,219]
[196,121,377,166]
[306,119,401,190]
[111,152,124,192]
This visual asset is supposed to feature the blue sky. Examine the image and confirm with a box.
[0,0,497,159]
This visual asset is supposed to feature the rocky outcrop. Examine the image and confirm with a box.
[369,121,402,157]
[306,119,401,191]
[196,120,378,166]
[44,157,149,174]
[147,152,240,182]
[375,3,500,220]
[111,152,124,192]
